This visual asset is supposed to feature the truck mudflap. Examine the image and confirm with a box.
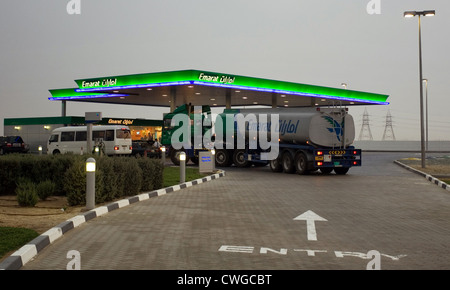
[313,148,361,169]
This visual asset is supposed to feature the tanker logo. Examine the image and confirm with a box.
[322,116,344,142]
[279,120,299,136]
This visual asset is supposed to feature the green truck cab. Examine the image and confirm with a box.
[161,103,212,165]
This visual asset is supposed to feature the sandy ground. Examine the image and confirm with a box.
[399,157,450,177]
[0,195,84,234]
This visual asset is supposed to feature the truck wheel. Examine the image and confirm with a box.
[233,150,251,168]
[215,149,232,167]
[334,167,349,175]
[294,152,308,175]
[281,152,295,173]
[269,158,282,172]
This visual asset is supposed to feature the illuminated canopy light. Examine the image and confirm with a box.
[48,69,389,105]
[49,88,129,100]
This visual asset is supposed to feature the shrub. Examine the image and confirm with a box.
[114,157,142,197]
[0,154,165,206]
[62,156,106,206]
[64,159,86,206]
[16,179,39,207]
[0,156,21,195]
[36,180,56,201]
[49,154,80,195]
[137,159,164,191]
[96,157,118,203]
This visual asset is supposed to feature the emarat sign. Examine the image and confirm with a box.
[107,118,134,126]
[82,78,117,89]
[75,72,237,91]
[198,72,235,85]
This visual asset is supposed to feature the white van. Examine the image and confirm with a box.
[47,125,132,155]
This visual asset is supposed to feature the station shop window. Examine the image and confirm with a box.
[131,126,161,141]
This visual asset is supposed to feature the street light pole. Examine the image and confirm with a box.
[418,14,426,168]
[404,10,435,169]
[423,79,429,151]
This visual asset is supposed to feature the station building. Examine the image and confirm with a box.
[3,116,162,154]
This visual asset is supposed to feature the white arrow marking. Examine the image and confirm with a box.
[293,210,327,241]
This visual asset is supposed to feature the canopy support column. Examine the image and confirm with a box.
[226,88,231,109]
[170,87,177,112]
[61,100,67,117]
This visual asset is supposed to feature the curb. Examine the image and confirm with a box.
[0,170,225,270]
[394,160,450,191]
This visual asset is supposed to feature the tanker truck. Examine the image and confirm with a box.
[213,106,361,175]
[162,104,361,175]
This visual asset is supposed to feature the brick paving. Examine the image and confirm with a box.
[19,152,450,270]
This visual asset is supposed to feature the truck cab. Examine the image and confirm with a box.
[161,103,212,165]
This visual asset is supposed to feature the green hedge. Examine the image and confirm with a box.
[0,154,164,206]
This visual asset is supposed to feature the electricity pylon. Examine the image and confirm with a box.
[358,108,373,141]
[382,110,396,141]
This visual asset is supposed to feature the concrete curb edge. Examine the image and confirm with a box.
[0,170,225,270]
[394,160,450,191]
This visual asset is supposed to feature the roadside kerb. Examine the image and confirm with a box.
[0,170,225,270]
[394,160,450,191]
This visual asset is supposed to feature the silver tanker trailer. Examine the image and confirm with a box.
[213,106,361,175]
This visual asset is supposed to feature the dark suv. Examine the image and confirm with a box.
[0,136,30,155]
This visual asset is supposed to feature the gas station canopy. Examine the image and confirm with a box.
[49,69,389,111]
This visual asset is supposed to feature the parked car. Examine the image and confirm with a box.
[131,140,161,158]
[0,136,30,155]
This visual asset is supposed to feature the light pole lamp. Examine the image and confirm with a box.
[179,152,186,184]
[404,10,435,168]
[86,158,96,210]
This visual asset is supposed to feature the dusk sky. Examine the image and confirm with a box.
[1,0,449,140]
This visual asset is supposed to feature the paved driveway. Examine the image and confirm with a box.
[20,152,450,270]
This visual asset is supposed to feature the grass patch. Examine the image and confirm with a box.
[0,227,39,260]
[163,166,208,187]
